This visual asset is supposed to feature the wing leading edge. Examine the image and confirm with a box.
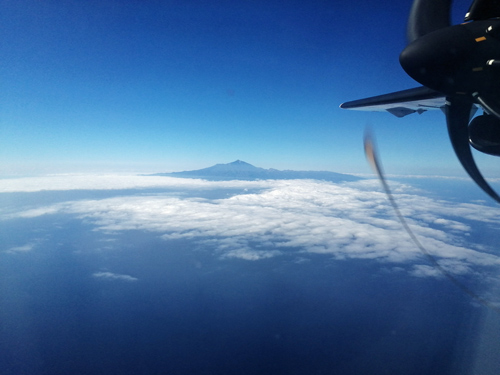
[340,86,447,118]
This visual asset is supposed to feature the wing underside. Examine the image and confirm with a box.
[340,86,447,118]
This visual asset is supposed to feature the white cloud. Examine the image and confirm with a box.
[15,205,64,218]
[5,243,35,254]
[0,174,274,193]
[410,264,443,278]
[3,175,500,279]
[223,249,282,261]
[92,271,138,282]
[432,218,470,232]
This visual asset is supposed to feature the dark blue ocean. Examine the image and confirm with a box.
[0,214,480,375]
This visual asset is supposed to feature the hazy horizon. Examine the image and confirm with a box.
[3,158,500,181]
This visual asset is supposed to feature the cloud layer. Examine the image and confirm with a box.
[0,174,273,193]
[3,175,500,280]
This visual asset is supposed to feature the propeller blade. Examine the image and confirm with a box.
[445,96,500,203]
[407,0,452,43]
[364,128,500,314]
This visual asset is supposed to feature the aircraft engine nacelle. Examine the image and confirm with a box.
[469,114,500,156]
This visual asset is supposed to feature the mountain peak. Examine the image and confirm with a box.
[228,160,254,167]
[210,160,262,172]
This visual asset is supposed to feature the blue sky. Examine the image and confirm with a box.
[2,0,497,177]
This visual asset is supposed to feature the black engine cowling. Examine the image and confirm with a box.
[469,114,500,156]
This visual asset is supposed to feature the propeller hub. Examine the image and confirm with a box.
[400,25,475,94]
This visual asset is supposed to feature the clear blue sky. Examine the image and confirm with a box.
[2,0,496,177]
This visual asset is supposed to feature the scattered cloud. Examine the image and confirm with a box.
[5,243,35,254]
[432,218,470,232]
[223,249,282,261]
[92,271,138,282]
[410,264,443,278]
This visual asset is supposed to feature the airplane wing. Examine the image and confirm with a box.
[340,86,447,118]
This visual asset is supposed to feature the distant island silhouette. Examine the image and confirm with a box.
[149,160,361,182]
